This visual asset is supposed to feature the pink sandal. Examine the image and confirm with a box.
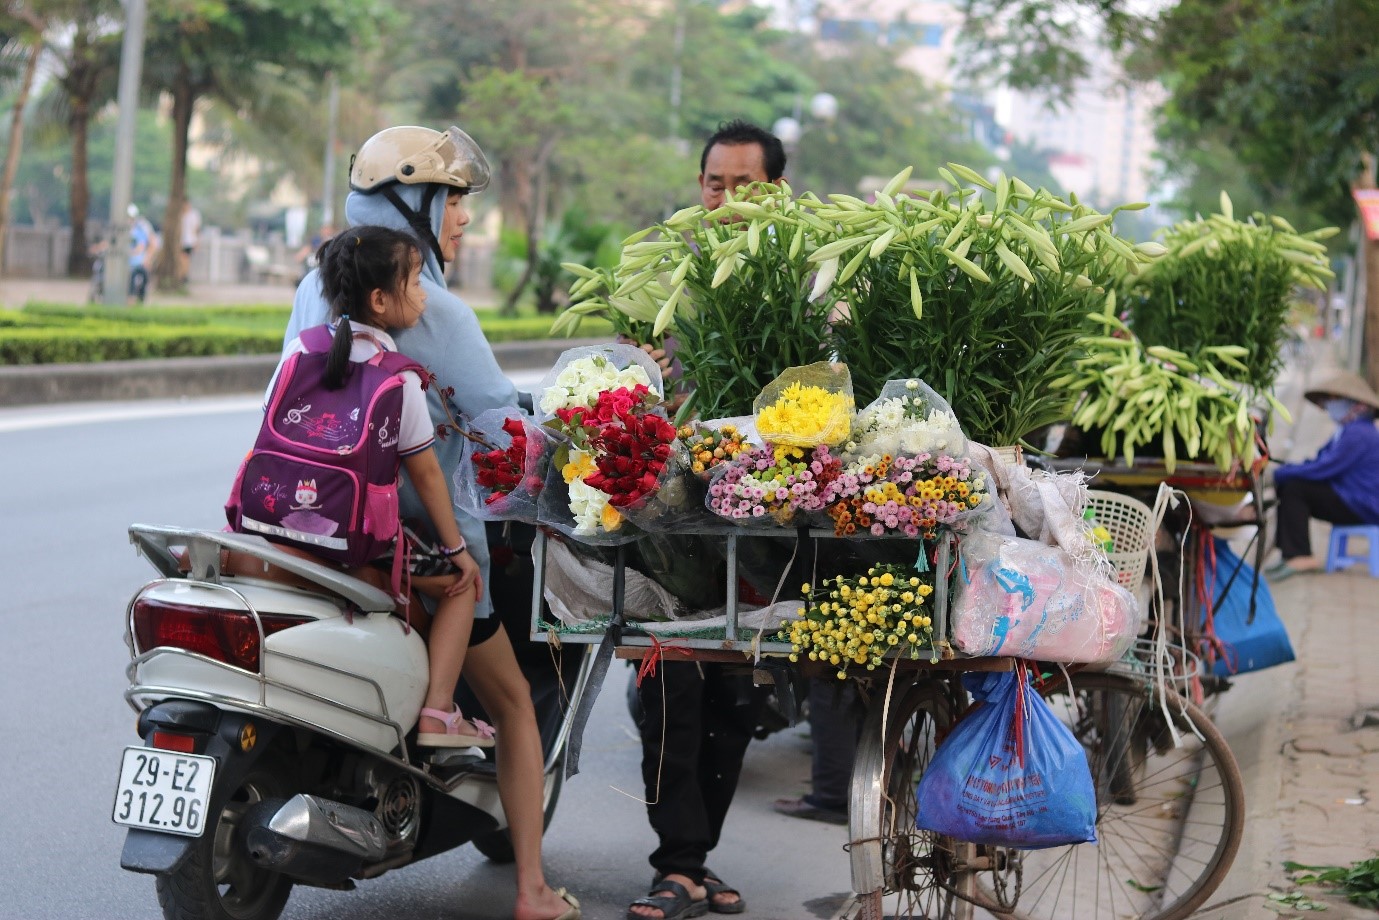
[417,706,497,748]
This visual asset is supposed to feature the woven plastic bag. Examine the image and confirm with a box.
[536,343,664,425]
[752,361,854,448]
[453,408,552,524]
[848,377,968,460]
[915,664,1097,849]
[951,530,1139,663]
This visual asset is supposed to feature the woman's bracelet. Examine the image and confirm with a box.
[438,540,466,557]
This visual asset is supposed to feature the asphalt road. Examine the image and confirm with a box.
[0,392,853,920]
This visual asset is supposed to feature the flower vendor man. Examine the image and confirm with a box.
[626,120,786,920]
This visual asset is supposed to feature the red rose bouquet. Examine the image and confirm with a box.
[454,408,553,524]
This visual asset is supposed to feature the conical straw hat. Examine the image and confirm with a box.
[1304,370,1379,411]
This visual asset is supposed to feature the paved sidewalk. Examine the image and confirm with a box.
[1196,341,1379,919]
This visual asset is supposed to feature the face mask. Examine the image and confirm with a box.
[1325,398,1354,423]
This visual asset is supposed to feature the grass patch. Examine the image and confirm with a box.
[0,302,611,364]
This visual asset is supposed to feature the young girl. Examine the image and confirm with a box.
[283,225,494,749]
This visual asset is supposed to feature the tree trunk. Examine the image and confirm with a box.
[0,42,42,275]
[67,98,92,277]
[1357,154,1379,391]
[157,71,196,291]
[502,138,556,315]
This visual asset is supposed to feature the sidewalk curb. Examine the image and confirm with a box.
[0,336,610,407]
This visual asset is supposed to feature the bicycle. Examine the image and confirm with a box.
[845,490,1248,920]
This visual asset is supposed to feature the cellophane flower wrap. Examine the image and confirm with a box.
[678,421,752,484]
[453,407,552,524]
[823,376,991,539]
[706,442,845,527]
[752,361,854,448]
[535,344,669,543]
[825,452,992,539]
[848,377,966,459]
[776,563,939,678]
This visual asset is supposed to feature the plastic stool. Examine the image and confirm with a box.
[1325,524,1379,576]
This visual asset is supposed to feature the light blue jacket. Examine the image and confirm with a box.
[284,185,520,617]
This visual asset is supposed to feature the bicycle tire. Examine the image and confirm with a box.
[849,679,974,920]
[974,672,1244,920]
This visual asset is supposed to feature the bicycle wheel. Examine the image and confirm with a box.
[849,678,975,920]
[975,672,1244,920]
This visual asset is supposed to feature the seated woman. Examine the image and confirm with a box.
[1268,371,1379,580]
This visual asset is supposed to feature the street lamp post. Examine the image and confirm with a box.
[104,0,147,306]
[772,92,838,186]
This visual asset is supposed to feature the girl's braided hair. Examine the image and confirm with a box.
[316,225,420,389]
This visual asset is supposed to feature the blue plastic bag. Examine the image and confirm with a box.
[915,665,1097,849]
[1202,537,1294,677]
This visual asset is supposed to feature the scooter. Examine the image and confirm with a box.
[114,522,592,920]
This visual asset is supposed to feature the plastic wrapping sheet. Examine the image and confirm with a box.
[848,377,968,460]
[752,361,854,448]
[453,407,553,524]
[536,343,664,424]
[950,530,1139,663]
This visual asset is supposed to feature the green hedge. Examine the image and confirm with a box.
[0,303,611,364]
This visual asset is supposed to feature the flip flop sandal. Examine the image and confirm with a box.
[416,706,497,748]
[549,887,581,920]
[703,869,746,915]
[627,879,709,920]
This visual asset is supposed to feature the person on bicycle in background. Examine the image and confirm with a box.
[1267,370,1379,581]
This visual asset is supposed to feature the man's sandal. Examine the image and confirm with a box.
[703,869,746,915]
[416,706,496,748]
[627,879,709,920]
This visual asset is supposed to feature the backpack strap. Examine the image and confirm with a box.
[373,351,430,389]
[301,323,429,388]
[299,324,335,354]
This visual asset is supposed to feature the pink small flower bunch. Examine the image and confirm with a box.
[707,443,844,525]
[826,452,988,539]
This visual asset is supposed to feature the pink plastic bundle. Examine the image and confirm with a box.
[951,531,1139,663]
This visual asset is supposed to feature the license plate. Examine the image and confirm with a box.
[112,746,217,837]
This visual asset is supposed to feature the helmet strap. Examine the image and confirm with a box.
[380,185,446,268]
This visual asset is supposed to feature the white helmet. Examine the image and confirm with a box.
[349,125,490,194]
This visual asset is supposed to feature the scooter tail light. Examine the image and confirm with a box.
[132,597,312,672]
[151,731,197,753]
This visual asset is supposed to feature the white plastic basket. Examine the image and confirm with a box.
[1085,490,1153,589]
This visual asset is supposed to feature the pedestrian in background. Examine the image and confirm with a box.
[179,201,202,285]
[126,204,157,304]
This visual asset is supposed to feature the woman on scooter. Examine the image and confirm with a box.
[284,126,580,920]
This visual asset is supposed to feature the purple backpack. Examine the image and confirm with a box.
[226,325,429,578]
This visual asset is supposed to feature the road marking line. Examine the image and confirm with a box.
[0,370,549,433]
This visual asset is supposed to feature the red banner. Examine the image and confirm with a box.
[1354,189,1379,240]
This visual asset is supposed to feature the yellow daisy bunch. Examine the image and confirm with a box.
[777,563,937,679]
[756,381,853,447]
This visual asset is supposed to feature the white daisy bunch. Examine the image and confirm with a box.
[847,378,966,458]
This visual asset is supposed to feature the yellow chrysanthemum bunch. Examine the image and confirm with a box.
[756,381,853,447]
[778,563,937,678]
